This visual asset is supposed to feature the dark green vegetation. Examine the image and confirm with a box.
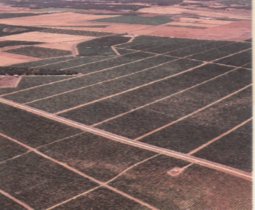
[216,50,251,67]
[41,28,112,37]
[77,35,130,56]
[0,153,97,209]
[0,103,80,147]
[0,66,78,75]
[63,68,251,126]
[7,46,71,58]
[0,24,40,37]
[1,194,25,210]
[40,132,154,181]
[95,15,171,25]
[180,0,251,9]
[195,122,252,172]
[0,33,252,209]
[0,35,251,77]
[0,136,27,162]
[1,0,183,11]
[0,40,42,48]
[0,76,73,95]
[110,156,251,209]
[54,188,148,210]
[0,13,40,19]
[142,88,251,151]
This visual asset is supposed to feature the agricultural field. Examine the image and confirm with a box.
[0,0,252,209]
[0,13,40,19]
[0,24,40,37]
[95,15,172,25]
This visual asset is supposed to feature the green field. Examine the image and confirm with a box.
[95,15,172,25]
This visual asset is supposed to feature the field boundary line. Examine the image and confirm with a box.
[106,154,160,184]
[0,53,162,98]
[213,62,251,70]
[47,186,101,210]
[47,154,159,210]
[0,151,31,165]
[93,67,243,126]
[0,189,34,210]
[0,75,83,97]
[55,62,206,115]
[0,98,251,181]
[32,56,79,69]
[188,118,252,155]
[167,118,252,177]
[134,84,252,141]
[0,132,158,210]
[211,48,251,63]
[25,58,179,105]
[117,41,235,61]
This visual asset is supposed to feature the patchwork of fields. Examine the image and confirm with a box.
[0,1,252,209]
[0,34,252,209]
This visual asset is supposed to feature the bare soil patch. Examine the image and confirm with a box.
[0,52,39,67]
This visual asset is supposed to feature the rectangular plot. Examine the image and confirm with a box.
[148,42,193,54]
[39,56,110,70]
[110,64,232,108]
[0,194,25,210]
[11,56,73,68]
[71,52,152,73]
[147,69,251,117]
[97,65,234,138]
[0,153,97,209]
[141,88,252,152]
[41,28,111,37]
[40,133,155,181]
[119,36,171,49]
[98,108,172,139]
[28,59,201,113]
[190,42,251,61]
[54,188,149,210]
[216,50,251,67]
[7,46,71,59]
[60,99,132,125]
[110,155,251,210]
[95,15,171,25]
[0,103,80,147]
[194,122,252,172]
[168,41,232,57]
[0,135,27,162]
[5,56,173,103]
[0,75,71,95]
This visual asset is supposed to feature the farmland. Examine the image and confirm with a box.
[0,0,252,209]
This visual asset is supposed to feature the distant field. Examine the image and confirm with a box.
[0,35,251,75]
[0,13,41,19]
[41,28,112,37]
[7,46,71,58]
[95,15,172,25]
[0,40,42,48]
[0,24,40,37]
[77,35,130,56]
[0,0,183,11]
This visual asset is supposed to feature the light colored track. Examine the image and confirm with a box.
[134,84,252,141]
[0,97,251,182]
[0,53,159,97]
[188,118,252,155]
[0,132,158,210]
[0,189,33,210]
[47,154,159,210]
[55,62,207,115]
[93,67,245,126]
[25,57,179,105]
